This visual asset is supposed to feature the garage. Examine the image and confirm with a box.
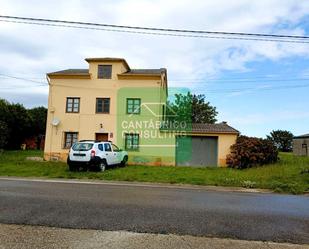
[176,136,218,167]
[175,123,239,167]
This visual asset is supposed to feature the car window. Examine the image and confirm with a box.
[112,144,120,152]
[98,144,104,151]
[104,143,112,152]
[72,143,93,151]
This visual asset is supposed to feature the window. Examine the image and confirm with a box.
[127,98,141,114]
[66,97,80,113]
[96,98,110,113]
[104,143,112,152]
[98,65,112,79]
[64,132,78,148]
[125,134,139,151]
[112,144,120,152]
[72,143,93,151]
[98,144,104,151]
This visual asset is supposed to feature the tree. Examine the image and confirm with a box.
[0,121,8,149]
[267,130,293,152]
[6,103,32,149]
[167,92,218,124]
[0,99,47,149]
[28,106,47,136]
[27,106,47,149]
[0,99,12,149]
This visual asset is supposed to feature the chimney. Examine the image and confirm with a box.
[222,121,227,124]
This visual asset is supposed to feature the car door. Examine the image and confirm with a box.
[112,144,122,164]
[104,143,115,165]
[97,143,105,160]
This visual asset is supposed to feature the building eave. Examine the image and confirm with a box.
[117,73,162,80]
[293,135,309,139]
[47,74,91,79]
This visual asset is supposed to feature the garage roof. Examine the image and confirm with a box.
[191,122,239,134]
[293,134,309,139]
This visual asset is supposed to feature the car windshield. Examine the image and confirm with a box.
[72,143,93,151]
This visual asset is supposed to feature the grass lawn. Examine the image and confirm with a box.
[0,150,308,194]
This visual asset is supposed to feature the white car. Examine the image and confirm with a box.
[67,140,128,172]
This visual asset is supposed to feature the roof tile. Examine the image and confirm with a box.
[122,68,166,75]
[191,123,239,134]
[48,69,89,75]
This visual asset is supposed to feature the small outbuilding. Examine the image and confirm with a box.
[293,134,309,156]
[175,122,239,167]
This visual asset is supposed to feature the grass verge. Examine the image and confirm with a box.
[0,150,308,194]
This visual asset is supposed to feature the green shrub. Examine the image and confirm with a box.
[226,135,278,169]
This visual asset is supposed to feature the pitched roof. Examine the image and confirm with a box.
[122,68,166,75]
[191,122,239,134]
[160,122,239,134]
[294,134,309,139]
[48,68,166,76]
[47,69,89,75]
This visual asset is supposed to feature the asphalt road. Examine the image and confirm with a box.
[0,178,308,244]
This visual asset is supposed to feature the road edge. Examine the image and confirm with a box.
[0,176,279,194]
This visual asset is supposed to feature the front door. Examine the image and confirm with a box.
[96,133,108,141]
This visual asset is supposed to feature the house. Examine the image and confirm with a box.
[293,134,309,156]
[44,57,238,166]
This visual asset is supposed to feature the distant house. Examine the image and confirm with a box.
[293,134,309,156]
[44,57,239,166]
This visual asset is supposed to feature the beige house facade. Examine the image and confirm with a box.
[44,57,238,166]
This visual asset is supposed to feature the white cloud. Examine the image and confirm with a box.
[222,110,309,126]
[0,0,309,96]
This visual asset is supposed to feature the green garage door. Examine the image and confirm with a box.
[176,136,218,167]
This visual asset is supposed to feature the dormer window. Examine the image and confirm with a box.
[98,65,112,79]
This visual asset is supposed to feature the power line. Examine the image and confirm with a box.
[1,15,309,39]
[0,73,47,86]
[0,72,308,94]
[1,20,307,44]
[170,78,309,83]
[1,78,308,93]
[195,83,309,93]
[1,74,308,83]
[170,74,309,81]
[49,82,309,93]
[50,81,309,91]
[0,15,308,44]
[1,72,308,86]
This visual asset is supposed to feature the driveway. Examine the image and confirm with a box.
[0,178,308,244]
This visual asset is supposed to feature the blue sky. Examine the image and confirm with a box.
[0,0,308,137]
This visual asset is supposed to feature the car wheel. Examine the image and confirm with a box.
[68,163,77,172]
[120,156,128,167]
[67,157,76,172]
[98,160,107,172]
